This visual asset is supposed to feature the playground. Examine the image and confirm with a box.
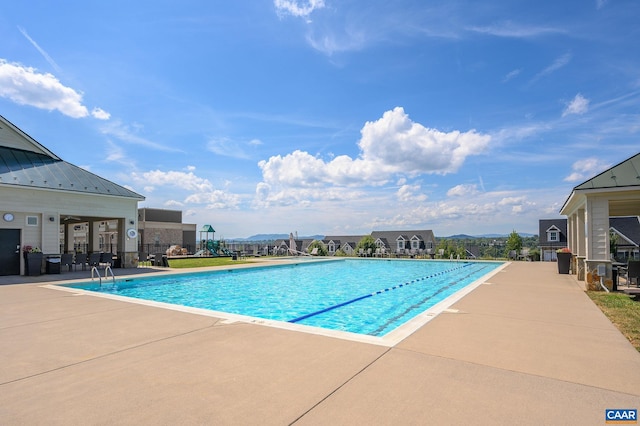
[194,224,235,258]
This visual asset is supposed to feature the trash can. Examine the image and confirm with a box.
[46,257,61,274]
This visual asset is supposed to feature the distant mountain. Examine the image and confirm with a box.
[230,234,325,241]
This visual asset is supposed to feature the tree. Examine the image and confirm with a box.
[307,240,328,256]
[355,235,377,256]
[505,230,523,259]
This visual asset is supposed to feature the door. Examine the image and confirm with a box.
[0,229,21,275]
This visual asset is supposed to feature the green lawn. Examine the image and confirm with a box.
[587,291,640,352]
[167,257,254,268]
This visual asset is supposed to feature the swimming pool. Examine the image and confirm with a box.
[63,259,504,340]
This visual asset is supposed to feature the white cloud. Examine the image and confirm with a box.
[397,184,427,202]
[358,107,490,175]
[257,107,490,205]
[206,137,250,159]
[468,22,564,38]
[130,169,242,209]
[530,53,572,84]
[184,190,241,209]
[91,107,111,120]
[18,26,61,73]
[447,184,479,197]
[100,120,182,152]
[131,170,214,193]
[562,93,590,117]
[274,0,325,19]
[0,60,89,118]
[498,196,526,206]
[502,68,522,83]
[564,157,610,182]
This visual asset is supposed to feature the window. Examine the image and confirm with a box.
[548,231,558,242]
[26,216,38,226]
[411,240,419,250]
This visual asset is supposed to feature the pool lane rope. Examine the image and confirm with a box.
[288,262,478,324]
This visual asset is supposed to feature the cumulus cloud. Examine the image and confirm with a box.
[91,107,110,120]
[564,157,610,182]
[274,0,324,19]
[184,190,241,209]
[447,184,479,197]
[131,170,214,193]
[130,169,241,209]
[562,93,589,117]
[0,60,89,118]
[397,184,427,202]
[256,107,490,206]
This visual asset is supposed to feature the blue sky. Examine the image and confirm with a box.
[1,1,639,238]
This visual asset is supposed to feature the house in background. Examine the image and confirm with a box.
[0,115,144,276]
[137,208,197,254]
[371,230,436,256]
[323,235,366,256]
[539,219,568,261]
[609,216,640,261]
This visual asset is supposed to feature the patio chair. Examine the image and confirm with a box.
[100,252,114,268]
[73,253,88,271]
[628,260,640,287]
[88,252,101,269]
[60,253,74,272]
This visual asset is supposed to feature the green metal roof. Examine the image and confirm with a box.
[0,146,144,200]
[201,225,215,232]
[574,152,640,190]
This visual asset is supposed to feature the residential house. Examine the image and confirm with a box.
[371,230,436,257]
[323,235,366,256]
[539,219,568,261]
[609,216,640,261]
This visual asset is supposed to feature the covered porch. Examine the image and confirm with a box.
[560,153,640,287]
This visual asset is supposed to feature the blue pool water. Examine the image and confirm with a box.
[65,259,502,337]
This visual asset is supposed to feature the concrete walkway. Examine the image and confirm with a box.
[1,261,639,425]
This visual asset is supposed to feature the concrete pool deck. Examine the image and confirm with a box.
[1,261,639,425]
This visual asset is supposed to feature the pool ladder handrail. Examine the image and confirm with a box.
[91,265,116,286]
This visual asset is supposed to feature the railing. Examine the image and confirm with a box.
[91,265,116,286]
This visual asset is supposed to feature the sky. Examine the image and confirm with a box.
[1,1,639,239]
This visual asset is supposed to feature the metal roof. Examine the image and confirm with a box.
[0,146,144,200]
[574,152,640,190]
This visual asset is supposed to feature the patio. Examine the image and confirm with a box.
[1,261,639,425]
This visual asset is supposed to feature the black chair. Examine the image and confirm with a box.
[88,252,101,268]
[73,253,88,271]
[60,253,74,272]
[628,260,640,287]
[100,252,114,268]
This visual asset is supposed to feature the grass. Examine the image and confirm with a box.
[166,257,254,268]
[587,291,640,352]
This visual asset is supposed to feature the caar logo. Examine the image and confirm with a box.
[606,409,637,424]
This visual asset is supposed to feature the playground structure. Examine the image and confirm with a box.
[195,225,234,257]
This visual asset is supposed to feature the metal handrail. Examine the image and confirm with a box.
[104,265,115,283]
[91,266,101,284]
